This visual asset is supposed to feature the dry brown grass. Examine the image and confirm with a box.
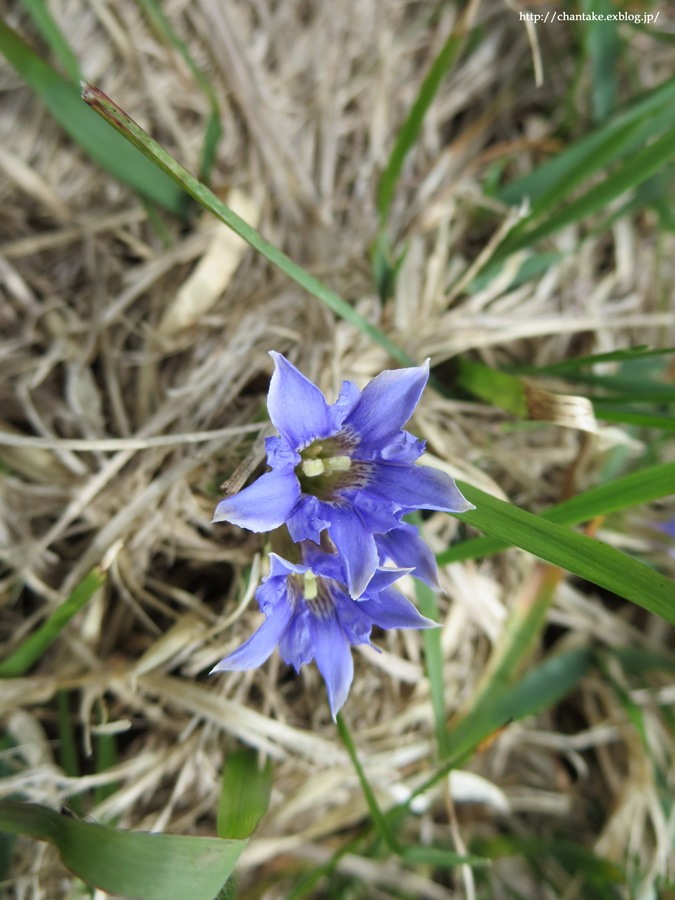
[1,1,675,898]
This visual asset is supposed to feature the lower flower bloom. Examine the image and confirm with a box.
[211,547,436,718]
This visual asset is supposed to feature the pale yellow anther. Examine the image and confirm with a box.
[303,571,318,600]
[324,455,351,472]
[302,459,325,477]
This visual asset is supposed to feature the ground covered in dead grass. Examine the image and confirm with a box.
[1,0,675,898]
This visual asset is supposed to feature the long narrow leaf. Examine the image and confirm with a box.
[0,21,186,214]
[498,77,675,206]
[378,25,465,221]
[135,0,222,182]
[218,750,273,840]
[82,84,412,366]
[593,406,675,432]
[497,126,675,258]
[19,0,82,82]
[0,800,245,900]
[446,648,593,758]
[511,345,675,375]
[438,461,675,565]
[0,569,106,678]
[451,483,675,625]
[394,648,593,814]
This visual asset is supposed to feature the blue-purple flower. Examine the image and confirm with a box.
[211,545,435,718]
[375,522,440,589]
[213,352,473,598]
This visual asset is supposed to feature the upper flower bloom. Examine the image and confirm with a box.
[211,547,435,718]
[213,352,473,598]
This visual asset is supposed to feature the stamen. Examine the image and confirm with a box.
[303,571,318,600]
[324,455,351,472]
[302,459,326,477]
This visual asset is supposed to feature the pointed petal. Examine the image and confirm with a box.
[328,379,361,431]
[286,495,332,543]
[333,590,374,645]
[278,608,314,672]
[366,463,475,513]
[268,352,332,449]
[267,552,309,579]
[210,599,294,672]
[344,362,429,455]
[366,565,414,592]
[212,470,301,531]
[311,614,354,719]
[264,435,301,470]
[299,543,345,582]
[375,523,440,589]
[358,587,436,630]
[350,488,402,534]
[328,505,379,598]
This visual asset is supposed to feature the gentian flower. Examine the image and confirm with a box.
[375,522,440,589]
[213,353,473,598]
[211,546,435,718]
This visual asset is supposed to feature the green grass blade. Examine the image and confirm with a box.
[19,0,82,82]
[437,461,675,565]
[525,120,644,225]
[82,83,412,366]
[498,126,675,258]
[592,406,675,431]
[569,373,675,401]
[456,359,528,417]
[610,646,675,676]
[474,834,625,885]
[217,749,273,840]
[57,692,83,816]
[378,24,465,222]
[498,76,675,206]
[0,800,245,900]
[135,0,222,182]
[0,569,106,678]
[512,345,675,375]
[0,21,187,214]
[582,0,620,121]
[397,648,593,810]
[401,844,487,868]
[451,483,675,625]
[446,648,592,758]
[93,700,119,807]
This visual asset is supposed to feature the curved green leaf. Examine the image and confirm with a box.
[0,800,244,900]
[0,569,106,678]
[0,21,187,214]
[439,461,675,565]
[218,750,272,840]
[452,483,675,625]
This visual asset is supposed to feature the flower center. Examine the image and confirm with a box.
[301,455,351,478]
[291,569,335,618]
[295,437,360,500]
